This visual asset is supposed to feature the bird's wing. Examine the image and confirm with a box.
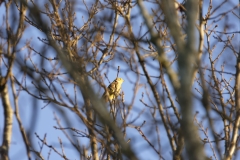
[108,80,117,94]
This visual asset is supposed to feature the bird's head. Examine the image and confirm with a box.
[115,77,124,84]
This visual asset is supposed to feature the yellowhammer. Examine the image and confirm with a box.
[102,77,124,102]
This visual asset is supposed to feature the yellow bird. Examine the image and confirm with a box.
[102,77,124,102]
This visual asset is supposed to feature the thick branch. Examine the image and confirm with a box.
[0,86,13,160]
